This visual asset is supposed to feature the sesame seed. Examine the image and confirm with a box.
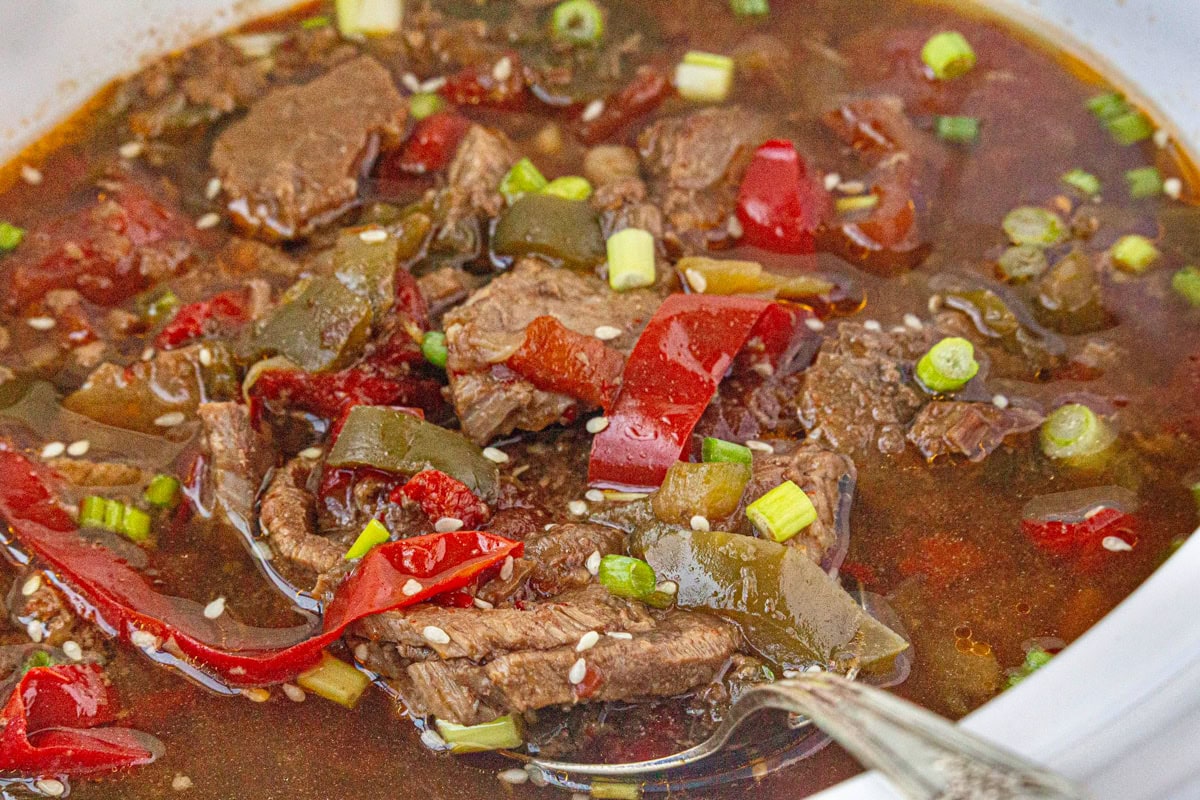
[434,517,464,533]
[498,768,529,785]
[401,72,421,92]
[154,411,186,427]
[282,683,306,702]
[354,643,369,662]
[500,555,515,581]
[863,319,882,332]
[62,640,83,661]
[890,326,907,335]
[568,657,587,684]
[419,76,447,93]
[401,578,423,596]
[473,597,494,610]
[21,165,43,185]
[358,227,388,243]
[576,630,600,652]
[482,446,509,464]
[203,597,226,619]
[242,687,270,703]
[690,515,710,531]
[492,56,513,82]
[34,779,66,797]
[745,439,774,453]
[586,416,610,434]
[726,214,744,239]
[66,439,90,457]
[1164,177,1183,200]
[585,550,602,576]
[823,173,841,191]
[40,441,66,459]
[171,774,194,792]
[118,141,145,159]
[992,394,1010,410]
[195,212,221,230]
[568,499,588,516]
[1102,536,1134,552]
[606,631,633,640]
[782,669,801,679]
[422,625,451,645]
[804,317,826,332]
[928,294,944,314]
[26,620,43,643]
[585,489,605,504]
[593,325,621,341]
[1153,129,1170,148]
[526,766,549,787]
[298,446,323,460]
[205,177,222,200]
[805,663,825,673]
[198,347,213,367]
[656,580,678,596]
[27,316,56,331]
[903,313,923,330]
[252,540,274,560]
[685,268,707,293]
[420,727,447,750]
[581,98,605,122]
[21,574,42,596]
[130,630,158,649]
[838,179,866,194]
[141,346,155,361]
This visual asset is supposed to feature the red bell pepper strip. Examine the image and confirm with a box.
[1022,506,1138,560]
[392,469,491,530]
[387,111,472,176]
[506,315,626,411]
[440,52,526,109]
[0,449,521,688]
[571,65,672,144]
[0,664,162,775]
[735,140,831,255]
[154,289,252,350]
[588,294,793,490]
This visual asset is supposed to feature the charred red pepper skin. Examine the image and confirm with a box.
[736,140,831,255]
[0,664,161,775]
[0,449,521,688]
[393,469,491,529]
[507,315,626,411]
[154,289,251,350]
[388,111,472,176]
[1021,506,1138,567]
[440,53,526,109]
[572,65,672,144]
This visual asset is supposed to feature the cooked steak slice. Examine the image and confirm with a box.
[198,402,273,536]
[211,56,406,240]
[907,401,1044,462]
[442,125,521,224]
[260,457,344,575]
[47,459,151,489]
[517,523,628,599]
[416,266,480,320]
[443,258,661,443]
[403,611,740,725]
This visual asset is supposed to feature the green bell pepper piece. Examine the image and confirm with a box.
[247,276,372,372]
[491,194,606,269]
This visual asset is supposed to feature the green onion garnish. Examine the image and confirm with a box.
[409,92,445,121]
[0,222,24,252]
[1001,206,1066,247]
[916,336,979,393]
[542,175,593,201]
[1061,169,1100,197]
[301,15,331,29]
[920,31,976,80]
[730,0,769,16]
[1109,234,1160,274]
[435,715,524,753]
[144,474,180,508]
[835,194,881,214]
[590,781,642,800]
[19,650,54,676]
[935,115,980,144]
[421,331,448,369]
[335,0,403,37]
[119,507,152,542]
[1086,92,1127,122]
[1172,266,1200,307]
[82,496,154,542]
[79,495,109,528]
[606,227,656,291]
[144,289,180,322]
[345,519,391,560]
[1107,111,1154,146]
[1040,403,1115,461]
[550,0,604,45]
[746,480,817,543]
[499,158,548,204]
[997,244,1049,283]
[597,554,657,599]
[1125,166,1163,199]
[674,50,735,103]
[1006,645,1053,688]
[701,437,753,465]
[296,651,371,708]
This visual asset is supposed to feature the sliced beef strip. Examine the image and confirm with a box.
[11,575,103,653]
[590,177,665,241]
[403,611,740,725]
[416,266,480,320]
[260,457,344,577]
[211,56,406,241]
[198,402,273,536]
[442,125,521,225]
[443,258,661,444]
[478,522,628,604]
[47,459,151,489]
[907,401,1044,462]
[637,106,770,251]
[799,322,936,455]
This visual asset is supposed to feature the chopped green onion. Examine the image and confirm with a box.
[102,499,123,532]
[1109,234,1160,274]
[143,289,180,322]
[541,175,593,201]
[1172,266,1200,307]
[79,495,109,528]
[1107,111,1154,146]
[335,0,403,37]
[935,115,980,144]
[674,51,735,103]
[409,92,445,121]
[297,651,371,708]
[118,506,152,542]
[1061,169,1100,197]
[597,554,657,599]
[606,228,656,291]
[550,0,604,46]
[435,715,524,753]
[19,650,54,677]
[835,194,880,214]
[345,519,391,560]
[0,222,24,252]
[301,15,331,29]
[916,337,979,393]
[499,158,548,204]
[701,437,752,465]
[746,480,816,543]
[1125,166,1163,199]
[1041,403,1115,461]
[1001,206,1066,247]
[590,781,642,800]
[1086,92,1127,122]
[144,474,180,508]
[421,331,448,369]
[79,496,152,541]
[997,244,1049,283]
[1006,645,1053,689]
[920,31,976,80]
[730,0,769,16]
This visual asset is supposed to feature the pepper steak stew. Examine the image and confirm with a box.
[0,0,1197,797]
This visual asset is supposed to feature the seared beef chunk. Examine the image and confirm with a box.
[443,258,661,443]
[198,402,273,534]
[402,611,740,725]
[442,125,521,224]
[211,56,406,240]
[799,322,935,454]
[260,457,344,577]
[47,459,150,489]
[907,401,1044,462]
[590,177,665,241]
[478,522,628,603]
[416,266,480,320]
[638,107,770,251]
[11,574,103,652]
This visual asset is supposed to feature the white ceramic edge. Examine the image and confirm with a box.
[0,1,1198,798]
